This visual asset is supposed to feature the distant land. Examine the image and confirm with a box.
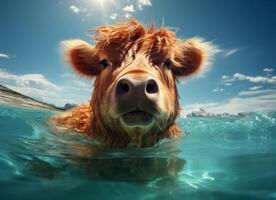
[0,84,64,111]
[184,107,275,118]
[185,108,250,118]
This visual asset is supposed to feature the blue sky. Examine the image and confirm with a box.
[0,0,275,114]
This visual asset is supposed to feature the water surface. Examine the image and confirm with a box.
[0,104,275,200]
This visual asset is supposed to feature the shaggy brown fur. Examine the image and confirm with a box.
[50,19,213,149]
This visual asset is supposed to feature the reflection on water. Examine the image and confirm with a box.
[0,104,276,200]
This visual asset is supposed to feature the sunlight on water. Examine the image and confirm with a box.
[0,104,276,200]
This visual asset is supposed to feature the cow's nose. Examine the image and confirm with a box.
[115,78,159,98]
[145,79,158,94]
[116,79,131,96]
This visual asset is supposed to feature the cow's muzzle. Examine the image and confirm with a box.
[115,76,160,126]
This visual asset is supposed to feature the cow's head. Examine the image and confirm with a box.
[64,19,213,147]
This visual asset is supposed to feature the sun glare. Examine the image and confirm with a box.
[89,0,111,9]
[95,0,106,8]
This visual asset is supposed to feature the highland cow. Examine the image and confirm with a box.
[50,19,213,149]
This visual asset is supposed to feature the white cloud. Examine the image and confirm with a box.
[70,5,80,13]
[233,73,276,84]
[213,87,224,92]
[263,68,274,72]
[81,8,87,13]
[0,53,9,59]
[223,48,239,57]
[249,86,262,91]
[67,1,151,22]
[214,48,239,58]
[110,13,118,20]
[70,5,87,14]
[124,13,131,18]
[0,69,60,91]
[69,5,88,14]
[224,82,232,86]
[60,74,91,91]
[72,80,90,89]
[60,73,75,78]
[183,89,276,115]
[223,73,276,84]
[238,89,275,97]
[222,75,229,80]
[123,5,136,12]
[137,0,152,10]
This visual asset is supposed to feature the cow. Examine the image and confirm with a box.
[50,19,213,149]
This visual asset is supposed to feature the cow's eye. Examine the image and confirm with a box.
[100,59,109,68]
[163,59,172,69]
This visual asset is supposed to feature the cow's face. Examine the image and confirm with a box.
[64,20,213,142]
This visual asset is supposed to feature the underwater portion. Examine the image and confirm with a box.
[0,104,275,200]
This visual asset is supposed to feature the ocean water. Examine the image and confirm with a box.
[0,104,275,200]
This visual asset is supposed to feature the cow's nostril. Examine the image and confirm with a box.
[116,79,130,96]
[146,79,158,94]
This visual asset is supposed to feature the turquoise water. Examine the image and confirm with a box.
[0,104,275,200]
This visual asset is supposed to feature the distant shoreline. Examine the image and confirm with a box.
[0,84,64,111]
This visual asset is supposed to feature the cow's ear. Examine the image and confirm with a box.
[171,38,213,77]
[63,40,103,77]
